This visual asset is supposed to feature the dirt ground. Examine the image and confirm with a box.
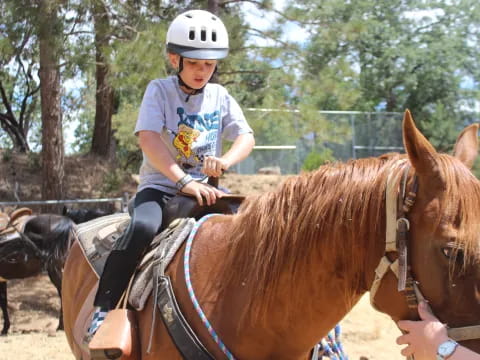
[0,154,405,359]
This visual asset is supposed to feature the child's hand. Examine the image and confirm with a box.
[202,156,230,177]
[181,181,225,206]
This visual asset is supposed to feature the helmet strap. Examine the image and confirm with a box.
[176,56,218,101]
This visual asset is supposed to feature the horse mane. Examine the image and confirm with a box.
[219,152,480,321]
[220,154,402,320]
[25,215,76,270]
[45,216,76,268]
[63,206,109,224]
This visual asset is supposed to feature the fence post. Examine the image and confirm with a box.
[122,192,130,213]
[350,114,356,159]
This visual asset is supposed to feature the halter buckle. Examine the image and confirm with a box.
[396,218,410,231]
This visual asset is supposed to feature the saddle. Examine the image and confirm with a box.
[162,176,245,228]
[161,193,245,231]
[74,187,246,360]
[0,207,33,237]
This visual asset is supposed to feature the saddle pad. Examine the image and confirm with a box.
[129,217,196,311]
[74,212,196,311]
[74,213,131,277]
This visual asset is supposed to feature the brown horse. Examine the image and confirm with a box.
[62,110,480,359]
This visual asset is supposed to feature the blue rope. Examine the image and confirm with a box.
[184,214,236,359]
[184,214,349,360]
[318,324,348,360]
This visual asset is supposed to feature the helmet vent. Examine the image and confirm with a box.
[200,29,206,41]
[185,14,193,18]
[212,31,217,42]
[189,29,195,40]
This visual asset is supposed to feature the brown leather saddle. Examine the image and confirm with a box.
[159,177,246,231]
[0,207,33,237]
[161,193,245,231]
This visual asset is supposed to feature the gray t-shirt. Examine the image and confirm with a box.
[135,76,253,195]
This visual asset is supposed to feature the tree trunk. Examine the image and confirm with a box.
[0,115,30,152]
[208,0,219,14]
[38,0,64,213]
[90,0,115,158]
[207,0,220,83]
[0,82,31,153]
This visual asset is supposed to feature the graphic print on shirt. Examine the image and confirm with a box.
[173,107,220,170]
[173,124,201,162]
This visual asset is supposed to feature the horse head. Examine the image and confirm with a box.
[372,110,480,353]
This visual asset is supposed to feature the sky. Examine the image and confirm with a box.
[241,0,308,46]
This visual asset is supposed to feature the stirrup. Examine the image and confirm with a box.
[88,322,125,360]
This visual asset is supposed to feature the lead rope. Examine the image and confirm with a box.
[316,325,348,360]
[184,213,236,359]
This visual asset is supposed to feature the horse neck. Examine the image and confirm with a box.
[207,164,394,357]
[25,215,75,262]
[203,225,385,360]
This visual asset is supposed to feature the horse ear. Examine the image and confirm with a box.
[403,109,444,182]
[453,123,479,169]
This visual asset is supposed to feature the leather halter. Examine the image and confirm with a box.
[370,161,480,342]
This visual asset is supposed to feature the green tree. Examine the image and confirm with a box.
[283,0,480,151]
[0,1,40,152]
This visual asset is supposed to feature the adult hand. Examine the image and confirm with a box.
[202,156,230,177]
[181,180,225,206]
[397,301,450,359]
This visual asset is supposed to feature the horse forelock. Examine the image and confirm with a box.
[436,155,480,269]
[220,154,406,321]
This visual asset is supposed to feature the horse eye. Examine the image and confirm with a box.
[442,247,454,258]
[7,257,18,264]
[442,246,464,264]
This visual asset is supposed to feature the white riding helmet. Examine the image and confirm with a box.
[166,10,229,60]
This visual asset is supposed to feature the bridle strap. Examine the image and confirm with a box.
[370,163,422,315]
[370,161,412,309]
[448,325,480,341]
[371,162,480,342]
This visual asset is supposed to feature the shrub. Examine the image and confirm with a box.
[302,148,335,171]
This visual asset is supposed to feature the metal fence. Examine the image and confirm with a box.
[233,109,404,174]
[0,195,130,214]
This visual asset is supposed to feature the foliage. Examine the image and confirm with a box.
[0,0,40,152]
[284,0,480,150]
[302,148,334,171]
[27,151,41,170]
[112,103,138,153]
[1,148,13,163]
[2,0,480,176]
[101,168,128,194]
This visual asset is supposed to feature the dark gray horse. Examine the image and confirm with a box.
[0,214,75,335]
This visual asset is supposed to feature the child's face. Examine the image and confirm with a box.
[169,54,217,90]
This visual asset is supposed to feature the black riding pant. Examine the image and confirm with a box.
[93,188,172,310]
